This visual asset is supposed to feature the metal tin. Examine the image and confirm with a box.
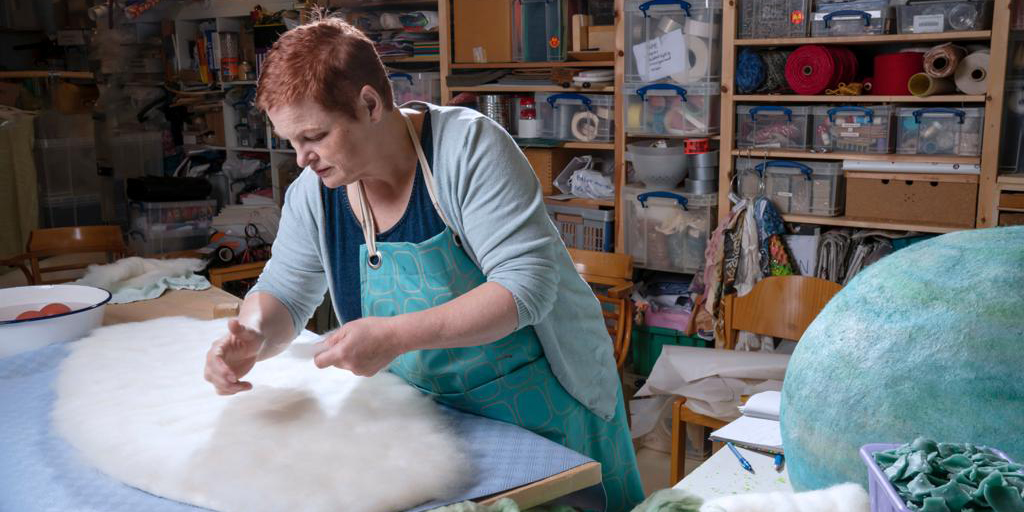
[690,150,719,167]
[683,178,718,195]
[690,166,718,180]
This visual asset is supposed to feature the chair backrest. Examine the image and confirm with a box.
[26,226,128,284]
[722,275,842,349]
[568,248,634,368]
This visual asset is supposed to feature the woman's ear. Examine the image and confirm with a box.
[360,85,385,123]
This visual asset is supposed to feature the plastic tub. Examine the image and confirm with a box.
[810,105,895,154]
[623,185,717,274]
[624,82,721,137]
[631,324,711,376]
[0,284,111,358]
[40,194,103,228]
[111,132,164,179]
[545,203,615,252]
[735,158,844,216]
[34,138,100,198]
[514,0,567,62]
[737,105,812,150]
[536,92,615,142]
[389,71,441,105]
[738,0,811,38]
[860,443,1018,512]
[624,0,722,85]
[812,0,893,36]
[627,140,688,189]
[896,107,984,156]
[896,1,992,34]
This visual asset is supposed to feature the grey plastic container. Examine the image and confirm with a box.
[624,0,722,85]
[735,158,844,216]
[812,0,892,36]
[622,185,717,274]
[860,443,1018,512]
[810,105,895,154]
[545,203,615,252]
[895,1,992,34]
[738,0,811,39]
[896,107,984,156]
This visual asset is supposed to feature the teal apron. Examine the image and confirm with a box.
[351,113,643,512]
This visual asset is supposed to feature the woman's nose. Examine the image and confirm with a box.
[297,149,316,169]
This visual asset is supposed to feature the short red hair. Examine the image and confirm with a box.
[255,17,393,118]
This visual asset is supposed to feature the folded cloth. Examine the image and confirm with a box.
[74,257,209,304]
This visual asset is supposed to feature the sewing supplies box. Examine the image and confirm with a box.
[623,0,722,86]
[535,92,615,143]
[736,105,812,150]
[735,158,845,217]
[811,0,893,36]
[810,105,895,154]
[128,200,217,256]
[896,107,985,157]
[623,82,721,137]
[737,0,810,39]
[895,0,993,34]
[844,172,978,228]
[622,185,717,274]
[388,71,441,105]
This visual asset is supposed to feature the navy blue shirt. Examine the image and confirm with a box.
[322,113,444,322]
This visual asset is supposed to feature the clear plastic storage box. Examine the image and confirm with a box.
[810,105,895,154]
[736,105,811,150]
[40,194,103,228]
[738,0,811,39]
[111,132,164,179]
[129,200,218,238]
[624,0,722,85]
[896,1,992,34]
[624,82,720,137]
[34,138,100,198]
[546,203,615,252]
[623,185,717,274]
[896,107,984,156]
[812,0,892,36]
[536,92,615,143]
[514,0,567,62]
[389,71,441,105]
[735,158,844,216]
[128,230,212,257]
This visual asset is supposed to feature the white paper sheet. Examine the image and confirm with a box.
[709,416,783,454]
[738,390,782,421]
[631,29,687,82]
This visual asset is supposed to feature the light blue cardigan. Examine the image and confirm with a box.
[250,104,619,420]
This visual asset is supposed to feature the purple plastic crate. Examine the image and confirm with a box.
[860,443,1019,512]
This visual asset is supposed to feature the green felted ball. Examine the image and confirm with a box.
[781,226,1024,490]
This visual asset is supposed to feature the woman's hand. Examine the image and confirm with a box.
[204,319,265,395]
[313,316,405,377]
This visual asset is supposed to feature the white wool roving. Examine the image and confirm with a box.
[75,256,205,292]
[700,483,869,512]
[52,317,472,512]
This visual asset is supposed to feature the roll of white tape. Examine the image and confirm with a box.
[571,111,601,141]
[954,50,990,95]
[670,35,711,84]
[517,118,540,138]
[684,19,715,38]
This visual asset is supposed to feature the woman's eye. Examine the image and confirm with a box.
[304,133,326,143]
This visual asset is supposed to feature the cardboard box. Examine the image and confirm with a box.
[999,212,1024,226]
[845,172,977,227]
[454,0,513,63]
[999,191,1024,210]
[524,148,576,195]
[203,109,225,147]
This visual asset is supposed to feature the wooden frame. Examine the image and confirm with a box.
[207,261,266,289]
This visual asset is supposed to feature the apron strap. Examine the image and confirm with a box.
[356,108,461,270]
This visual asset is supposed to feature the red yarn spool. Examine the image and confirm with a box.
[785,45,859,95]
[870,52,924,95]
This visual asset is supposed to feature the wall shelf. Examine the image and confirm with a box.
[382,55,440,63]
[735,31,992,47]
[781,215,967,234]
[544,197,615,208]
[729,149,981,165]
[451,61,615,69]
[449,85,615,93]
[563,142,615,150]
[733,95,987,103]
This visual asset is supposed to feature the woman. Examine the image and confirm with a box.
[202,17,643,511]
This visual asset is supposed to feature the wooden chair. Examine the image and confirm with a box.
[1,226,128,285]
[567,248,634,369]
[208,261,266,289]
[669,275,842,483]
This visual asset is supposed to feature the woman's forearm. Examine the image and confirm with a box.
[237,291,298,360]
[392,282,519,352]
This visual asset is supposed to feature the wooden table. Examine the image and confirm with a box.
[102,288,602,509]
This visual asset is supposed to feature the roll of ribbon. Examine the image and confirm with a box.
[955,50,990,95]
[871,52,923,95]
[656,17,715,38]
[785,45,858,95]
[571,111,601,141]
[670,35,711,83]
[908,73,956,97]
[924,44,967,78]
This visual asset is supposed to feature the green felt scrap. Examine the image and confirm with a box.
[908,451,933,477]
[911,473,939,501]
[924,497,954,512]
[942,444,967,458]
[932,481,974,512]
[944,455,976,472]
[877,451,900,466]
[984,485,1024,512]
[889,455,910,481]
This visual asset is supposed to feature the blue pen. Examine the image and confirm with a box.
[774,453,785,472]
[726,442,755,474]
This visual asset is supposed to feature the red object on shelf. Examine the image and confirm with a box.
[785,45,858,95]
[684,138,710,154]
[868,52,924,96]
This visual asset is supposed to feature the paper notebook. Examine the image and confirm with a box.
[708,415,783,455]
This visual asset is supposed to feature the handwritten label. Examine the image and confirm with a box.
[631,29,687,82]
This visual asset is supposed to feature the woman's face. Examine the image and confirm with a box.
[267,89,382,189]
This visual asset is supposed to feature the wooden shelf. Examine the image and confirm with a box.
[230,147,270,153]
[999,206,1024,213]
[272,148,296,153]
[222,80,256,86]
[451,61,614,69]
[999,175,1024,186]
[729,149,981,165]
[544,197,614,208]
[781,214,968,234]
[563,141,615,150]
[735,31,992,47]
[449,85,614,93]
[381,55,440,63]
[733,94,986,103]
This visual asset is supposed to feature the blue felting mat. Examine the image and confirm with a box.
[0,342,601,512]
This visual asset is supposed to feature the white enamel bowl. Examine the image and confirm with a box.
[0,284,111,358]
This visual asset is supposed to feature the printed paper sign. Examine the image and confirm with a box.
[632,29,687,82]
[913,14,945,33]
